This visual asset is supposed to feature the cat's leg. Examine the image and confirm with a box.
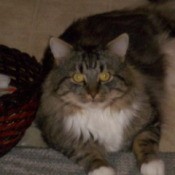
[58,140,116,175]
[132,126,165,175]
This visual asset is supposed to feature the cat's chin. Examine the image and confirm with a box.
[85,102,107,108]
[78,100,111,109]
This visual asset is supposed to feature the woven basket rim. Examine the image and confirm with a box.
[0,44,42,157]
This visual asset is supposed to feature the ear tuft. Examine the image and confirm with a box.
[107,33,129,58]
[49,37,72,64]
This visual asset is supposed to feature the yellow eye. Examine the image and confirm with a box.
[99,72,111,82]
[72,73,84,83]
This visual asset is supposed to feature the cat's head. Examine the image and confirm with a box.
[47,33,134,108]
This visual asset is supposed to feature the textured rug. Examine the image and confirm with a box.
[0,148,175,175]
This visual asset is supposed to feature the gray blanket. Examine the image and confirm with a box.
[0,148,175,175]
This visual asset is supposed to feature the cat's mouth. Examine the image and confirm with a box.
[72,93,107,108]
[80,91,125,106]
[61,90,128,108]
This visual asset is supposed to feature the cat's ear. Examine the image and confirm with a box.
[49,37,73,64]
[107,33,129,59]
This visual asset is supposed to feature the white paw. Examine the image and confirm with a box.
[88,166,116,175]
[141,159,165,175]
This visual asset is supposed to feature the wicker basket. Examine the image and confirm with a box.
[0,45,42,157]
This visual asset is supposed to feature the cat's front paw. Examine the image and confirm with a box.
[88,166,116,175]
[141,159,165,175]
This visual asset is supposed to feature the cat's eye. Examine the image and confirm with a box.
[99,72,111,82]
[72,73,84,83]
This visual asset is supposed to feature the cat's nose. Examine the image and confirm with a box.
[86,86,98,100]
[86,83,99,100]
[88,90,97,99]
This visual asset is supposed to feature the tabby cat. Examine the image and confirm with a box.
[37,1,175,175]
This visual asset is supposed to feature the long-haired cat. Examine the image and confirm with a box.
[37,1,175,175]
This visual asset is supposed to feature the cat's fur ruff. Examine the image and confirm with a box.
[37,1,175,175]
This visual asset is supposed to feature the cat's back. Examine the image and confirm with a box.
[42,6,167,77]
[58,8,165,77]
[60,8,163,49]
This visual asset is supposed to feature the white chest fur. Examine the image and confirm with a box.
[64,106,135,152]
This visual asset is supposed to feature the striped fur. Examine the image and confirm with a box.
[37,2,175,175]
